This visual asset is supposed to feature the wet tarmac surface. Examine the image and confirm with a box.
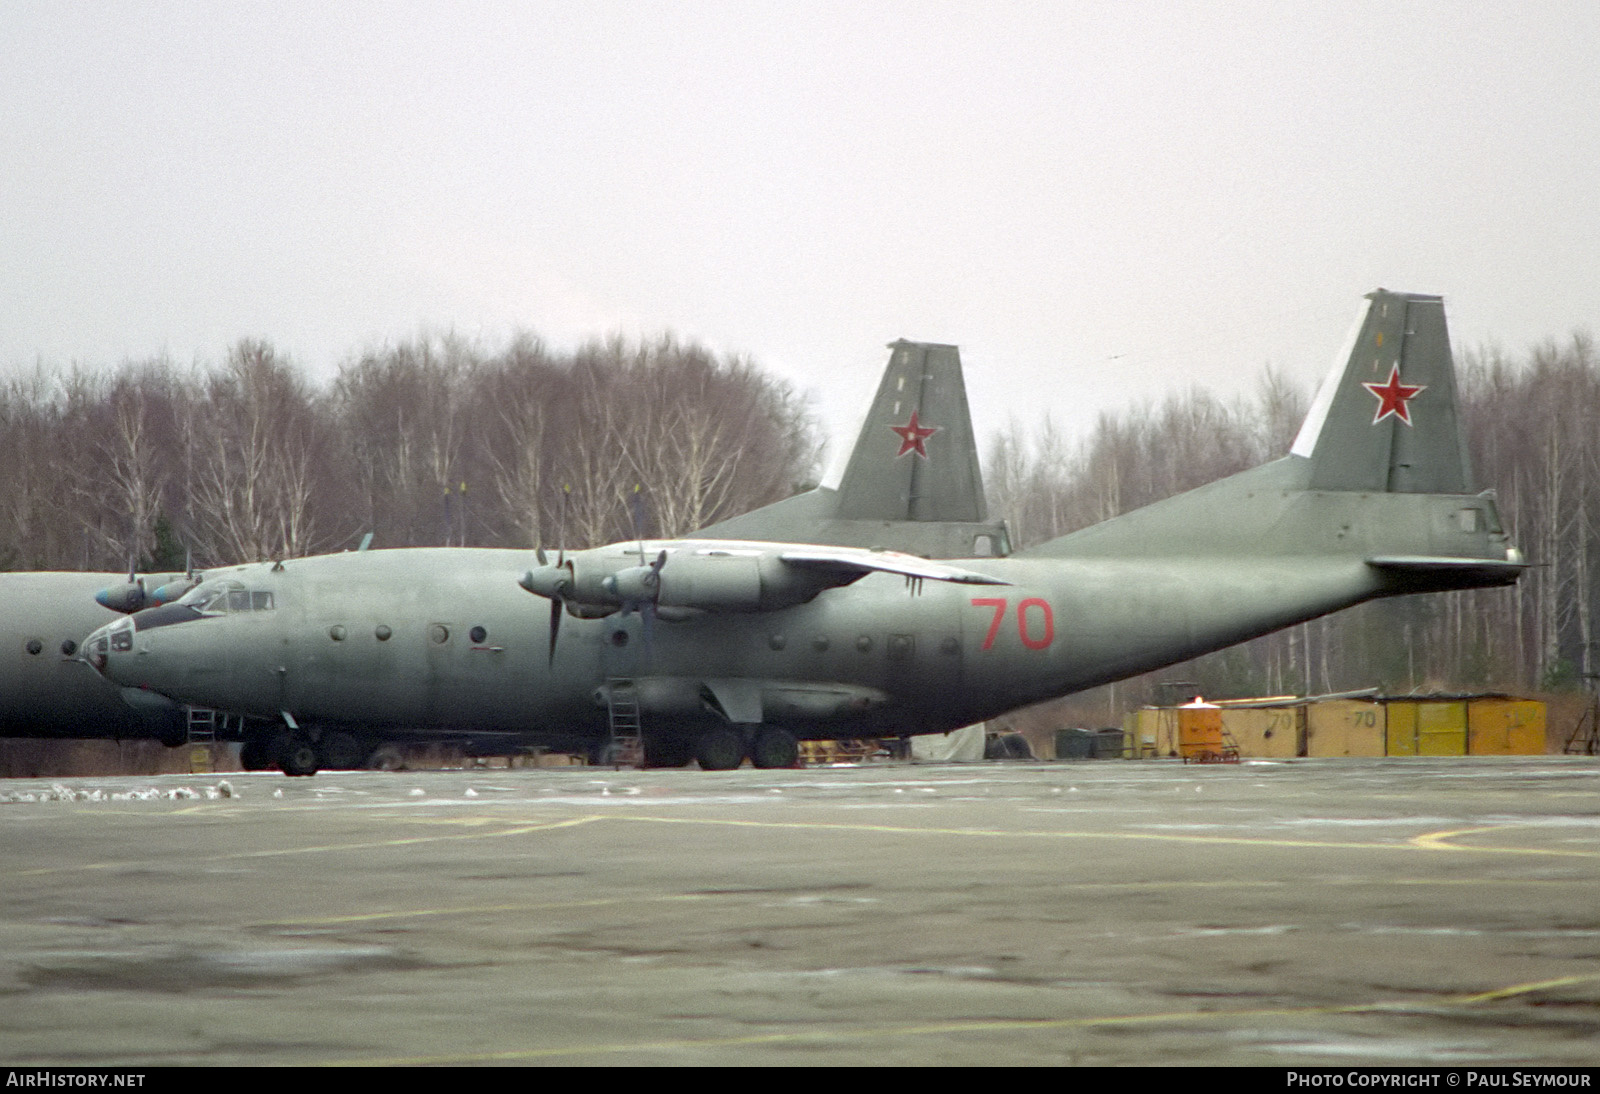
[2,757,1597,1066]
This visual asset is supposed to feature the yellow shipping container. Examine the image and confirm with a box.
[1386,700,1467,756]
[1306,699,1386,757]
[1134,707,1182,758]
[1177,705,1225,760]
[1467,699,1546,755]
[1220,707,1301,758]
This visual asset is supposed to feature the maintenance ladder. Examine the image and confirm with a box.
[186,706,217,743]
[605,678,644,768]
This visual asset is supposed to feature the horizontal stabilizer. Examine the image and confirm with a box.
[1366,555,1526,587]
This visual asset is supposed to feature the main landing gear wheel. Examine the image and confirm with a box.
[316,729,367,770]
[750,727,799,769]
[364,744,406,771]
[642,733,694,768]
[239,739,273,771]
[694,727,746,771]
[274,730,320,777]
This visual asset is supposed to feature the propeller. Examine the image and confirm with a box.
[603,547,667,661]
[520,556,574,666]
[521,484,573,666]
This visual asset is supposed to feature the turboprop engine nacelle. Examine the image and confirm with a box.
[94,580,147,614]
[518,564,573,601]
[518,558,635,615]
[605,554,830,613]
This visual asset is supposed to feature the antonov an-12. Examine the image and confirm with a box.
[87,291,1524,773]
[3,338,1003,761]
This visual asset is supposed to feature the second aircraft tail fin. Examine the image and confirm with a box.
[695,340,1010,557]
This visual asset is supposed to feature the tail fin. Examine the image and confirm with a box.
[833,340,986,522]
[1292,289,1474,494]
[694,340,1010,557]
[1023,289,1519,583]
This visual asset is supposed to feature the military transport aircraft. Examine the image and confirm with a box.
[0,571,191,743]
[2,339,1003,761]
[85,291,1526,775]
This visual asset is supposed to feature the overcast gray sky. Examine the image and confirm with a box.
[4,1,1597,465]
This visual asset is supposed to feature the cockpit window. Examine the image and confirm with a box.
[178,579,273,615]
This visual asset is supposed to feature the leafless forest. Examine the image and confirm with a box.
[0,332,819,572]
[3,327,1596,709]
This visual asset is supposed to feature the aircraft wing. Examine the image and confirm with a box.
[776,548,1009,586]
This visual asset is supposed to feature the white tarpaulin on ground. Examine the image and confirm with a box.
[909,722,985,762]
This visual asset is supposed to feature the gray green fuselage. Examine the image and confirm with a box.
[95,455,1516,745]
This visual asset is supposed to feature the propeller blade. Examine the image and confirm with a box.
[629,484,651,562]
[548,596,562,667]
[640,600,655,662]
[558,484,569,567]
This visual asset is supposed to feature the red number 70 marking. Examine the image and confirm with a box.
[970,597,1054,650]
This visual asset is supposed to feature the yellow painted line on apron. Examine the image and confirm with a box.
[1407,824,1598,857]
[254,890,717,927]
[330,973,1600,1065]
[6,814,605,878]
[599,812,1600,859]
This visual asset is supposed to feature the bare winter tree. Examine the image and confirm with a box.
[186,340,332,563]
[472,333,565,549]
[332,333,478,548]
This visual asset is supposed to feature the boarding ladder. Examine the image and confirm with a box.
[604,678,644,768]
[185,706,217,744]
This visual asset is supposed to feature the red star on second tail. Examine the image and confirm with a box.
[1362,365,1426,425]
[889,411,938,458]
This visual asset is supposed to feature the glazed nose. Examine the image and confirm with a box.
[82,618,132,677]
[83,625,111,675]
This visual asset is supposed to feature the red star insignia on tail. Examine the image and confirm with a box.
[1362,365,1426,425]
[890,411,938,458]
